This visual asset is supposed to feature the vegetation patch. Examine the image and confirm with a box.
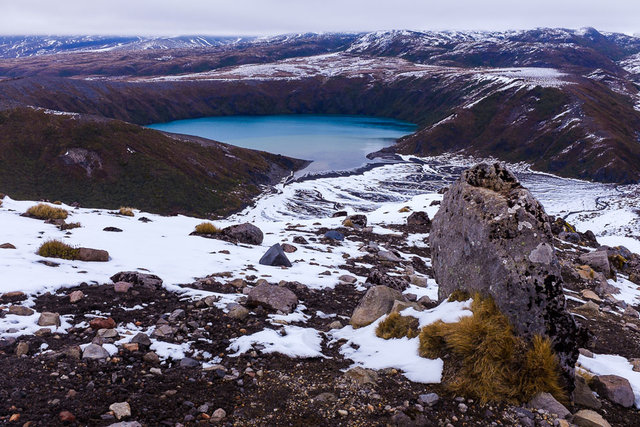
[25,203,68,220]
[37,240,79,260]
[342,219,354,228]
[398,206,411,213]
[419,293,565,404]
[119,207,135,217]
[447,289,471,302]
[375,312,420,339]
[60,222,82,231]
[194,222,222,235]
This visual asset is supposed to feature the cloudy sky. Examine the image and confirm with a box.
[2,0,638,36]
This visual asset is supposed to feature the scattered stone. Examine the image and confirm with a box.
[328,320,343,329]
[8,305,34,316]
[59,411,76,423]
[122,343,139,352]
[346,214,367,228]
[103,227,123,232]
[581,289,602,302]
[579,251,611,277]
[82,343,109,360]
[573,409,611,427]
[292,236,308,244]
[409,274,428,287]
[407,211,431,228]
[591,375,635,407]
[527,392,570,419]
[247,283,298,313]
[324,230,344,241]
[179,357,200,368]
[37,312,60,327]
[365,269,409,291]
[418,393,439,407]
[574,375,602,409]
[114,282,133,293]
[458,403,467,413]
[222,223,264,245]
[576,301,600,315]
[143,351,160,364]
[378,250,403,262]
[338,274,357,284]
[110,271,162,289]
[98,328,119,338]
[109,402,131,420]
[281,243,297,253]
[152,324,175,338]
[211,408,226,422]
[0,243,16,249]
[430,163,583,385]
[76,247,110,262]
[130,333,152,348]
[90,317,116,330]
[332,211,348,217]
[351,285,404,328]
[624,305,640,319]
[391,299,422,313]
[63,345,82,359]
[314,392,337,402]
[68,290,84,303]
[344,366,379,385]
[0,291,26,303]
[258,244,292,267]
[417,295,435,307]
[15,342,29,357]
[630,358,640,372]
[227,304,249,320]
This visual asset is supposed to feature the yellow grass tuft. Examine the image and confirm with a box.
[37,240,79,260]
[119,207,135,216]
[398,206,411,213]
[26,203,68,220]
[194,222,222,235]
[418,293,566,404]
[342,219,354,228]
[60,222,82,231]
[447,289,471,302]
[376,312,420,339]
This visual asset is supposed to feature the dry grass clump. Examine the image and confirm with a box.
[376,313,420,339]
[342,219,354,228]
[119,206,135,216]
[25,203,68,220]
[447,289,471,302]
[194,222,222,235]
[418,293,565,404]
[37,240,79,260]
[398,206,411,213]
[60,222,82,231]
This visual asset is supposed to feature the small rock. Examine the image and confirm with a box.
[0,243,16,249]
[247,282,298,313]
[629,358,640,372]
[573,409,611,427]
[227,304,249,320]
[292,236,308,244]
[624,305,640,319]
[579,251,611,277]
[409,274,428,287]
[418,393,439,407]
[211,408,226,422]
[143,351,160,364]
[576,301,600,315]
[222,223,264,245]
[15,341,29,356]
[59,411,76,423]
[378,250,403,262]
[179,357,200,368]
[314,392,337,402]
[332,211,348,217]
[324,230,344,241]
[98,328,118,338]
[38,312,60,327]
[337,409,349,417]
[63,345,82,359]
[8,305,34,316]
[346,214,367,228]
[591,375,635,407]
[130,333,151,348]
[391,299,423,314]
[229,278,247,289]
[82,343,109,360]
[109,402,131,420]
[574,375,602,409]
[90,317,116,330]
[1,291,26,303]
[581,289,602,302]
[351,285,404,328]
[68,290,84,303]
[458,403,467,413]
[281,243,297,253]
[103,227,123,232]
[258,244,292,267]
[527,392,570,419]
[114,282,133,293]
[407,211,431,228]
[111,271,162,289]
[338,274,357,284]
[344,366,378,385]
[122,343,139,352]
[328,320,343,330]
[417,295,435,307]
[76,247,110,262]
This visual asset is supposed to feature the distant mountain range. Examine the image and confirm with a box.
[0,28,639,212]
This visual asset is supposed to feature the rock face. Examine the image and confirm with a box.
[222,223,264,245]
[429,163,583,387]
[247,283,298,314]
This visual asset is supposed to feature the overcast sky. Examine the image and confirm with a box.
[1,0,638,36]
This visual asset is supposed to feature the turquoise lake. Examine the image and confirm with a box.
[147,115,417,174]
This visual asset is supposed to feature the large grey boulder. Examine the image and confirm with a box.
[247,283,298,313]
[350,285,404,328]
[429,163,583,387]
[591,375,635,408]
[579,251,611,278]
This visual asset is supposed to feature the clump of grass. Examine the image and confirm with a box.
[60,222,82,231]
[119,207,135,217]
[342,219,354,228]
[52,200,62,205]
[447,289,471,302]
[194,222,222,234]
[376,313,420,339]
[609,254,627,270]
[398,206,411,213]
[25,203,68,220]
[418,293,566,404]
[37,240,79,260]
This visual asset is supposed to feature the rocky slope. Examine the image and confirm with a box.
[0,108,307,217]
